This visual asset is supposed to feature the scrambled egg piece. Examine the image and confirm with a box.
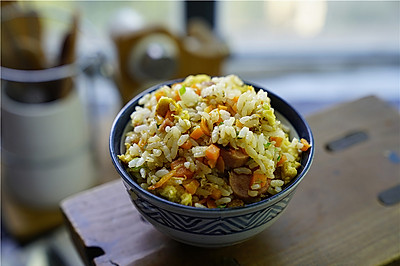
[118,154,132,164]
[156,97,181,117]
[159,185,179,202]
[180,193,192,206]
[262,103,276,126]
[282,161,301,181]
[159,185,192,206]
[118,144,133,163]
[182,74,211,87]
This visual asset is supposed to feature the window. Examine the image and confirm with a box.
[216,1,399,113]
[217,1,399,55]
[19,1,400,113]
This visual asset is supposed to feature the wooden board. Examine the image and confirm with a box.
[61,96,400,265]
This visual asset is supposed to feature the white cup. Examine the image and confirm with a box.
[1,86,97,209]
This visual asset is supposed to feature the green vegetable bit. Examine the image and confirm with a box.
[179,85,186,96]
[129,166,143,172]
[264,142,272,149]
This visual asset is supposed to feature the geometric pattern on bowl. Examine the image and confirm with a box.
[130,190,293,235]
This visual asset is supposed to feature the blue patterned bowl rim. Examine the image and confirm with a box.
[110,78,314,214]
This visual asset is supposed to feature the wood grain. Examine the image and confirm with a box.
[61,96,400,265]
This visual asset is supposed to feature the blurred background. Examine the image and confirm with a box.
[1,1,399,265]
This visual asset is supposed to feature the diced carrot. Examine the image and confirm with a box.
[175,166,194,179]
[250,172,268,188]
[190,127,204,140]
[183,179,199,195]
[232,102,238,113]
[171,158,185,169]
[200,117,211,136]
[205,144,220,169]
[171,158,194,178]
[227,106,236,117]
[205,144,220,162]
[232,96,239,102]
[148,170,176,190]
[300,138,311,151]
[191,84,201,95]
[210,188,222,200]
[173,90,181,101]
[206,197,217,208]
[180,140,192,149]
[270,136,283,147]
[218,104,228,111]
[206,158,217,169]
[277,154,287,167]
[155,90,165,101]
[216,156,225,173]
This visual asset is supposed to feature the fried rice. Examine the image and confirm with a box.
[119,74,311,208]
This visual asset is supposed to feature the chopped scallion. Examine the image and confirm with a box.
[179,85,186,96]
[264,142,272,149]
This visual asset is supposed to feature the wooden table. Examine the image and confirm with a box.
[61,96,400,266]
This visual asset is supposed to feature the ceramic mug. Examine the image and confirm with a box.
[1,68,97,209]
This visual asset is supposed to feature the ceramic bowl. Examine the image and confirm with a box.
[110,79,314,247]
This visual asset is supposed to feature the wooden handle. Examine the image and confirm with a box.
[57,12,80,99]
[59,12,79,66]
[1,3,46,69]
